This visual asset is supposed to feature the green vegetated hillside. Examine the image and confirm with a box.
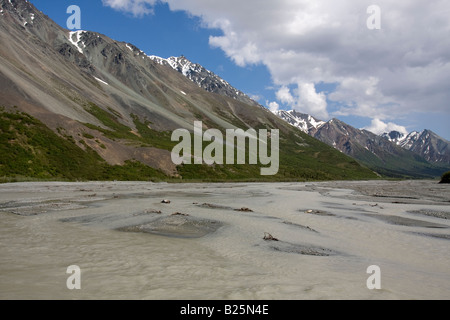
[0,107,379,183]
[0,108,167,183]
[349,140,447,179]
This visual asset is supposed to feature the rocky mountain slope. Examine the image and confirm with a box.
[276,110,449,178]
[382,130,450,164]
[149,54,263,108]
[0,0,378,182]
[275,110,325,136]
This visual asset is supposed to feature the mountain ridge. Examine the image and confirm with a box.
[148,54,264,108]
[0,0,378,182]
[275,110,449,178]
[382,129,450,164]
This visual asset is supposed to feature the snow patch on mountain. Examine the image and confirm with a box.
[383,130,422,149]
[125,44,133,52]
[148,55,257,104]
[399,131,420,149]
[68,31,86,54]
[94,76,108,86]
[274,110,325,134]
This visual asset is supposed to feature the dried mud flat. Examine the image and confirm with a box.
[0,180,449,300]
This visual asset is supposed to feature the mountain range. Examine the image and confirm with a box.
[0,0,382,182]
[382,130,450,164]
[275,110,450,178]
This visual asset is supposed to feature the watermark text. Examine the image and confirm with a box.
[66,5,81,30]
[366,265,381,290]
[66,265,81,290]
[171,121,280,176]
[367,5,381,30]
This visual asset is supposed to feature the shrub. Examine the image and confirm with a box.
[439,171,450,184]
[82,132,95,139]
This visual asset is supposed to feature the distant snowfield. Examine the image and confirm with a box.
[0,180,448,300]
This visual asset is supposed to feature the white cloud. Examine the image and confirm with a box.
[364,118,408,136]
[104,0,450,129]
[296,83,329,120]
[276,83,329,120]
[329,77,391,119]
[249,94,262,102]
[276,86,295,106]
[102,0,157,16]
[267,101,280,113]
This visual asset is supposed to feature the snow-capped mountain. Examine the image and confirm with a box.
[148,54,262,108]
[275,110,325,135]
[383,130,450,164]
[274,110,449,178]
[381,131,406,145]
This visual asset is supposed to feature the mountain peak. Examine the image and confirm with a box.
[380,129,449,164]
[1,0,38,24]
[274,110,325,134]
[381,130,405,143]
[149,54,262,107]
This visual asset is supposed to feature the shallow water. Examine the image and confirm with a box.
[0,181,449,300]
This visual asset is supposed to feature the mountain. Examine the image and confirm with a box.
[381,131,405,144]
[0,0,378,182]
[276,110,325,135]
[383,130,450,164]
[276,110,449,178]
[148,54,263,108]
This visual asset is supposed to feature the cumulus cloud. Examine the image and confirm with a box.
[267,101,280,113]
[329,77,391,119]
[103,0,450,129]
[364,118,408,136]
[276,83,329,120]
[296,83,329,120]
[102,0,157,16]
[249,94,262,102]
[276,86,295,106]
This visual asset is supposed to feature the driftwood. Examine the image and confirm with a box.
[235,207,253,212]
[263,232,279,241]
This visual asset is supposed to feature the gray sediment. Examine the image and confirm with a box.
[117,215,223,239]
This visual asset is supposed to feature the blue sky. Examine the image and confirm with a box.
[29,0,450,140]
